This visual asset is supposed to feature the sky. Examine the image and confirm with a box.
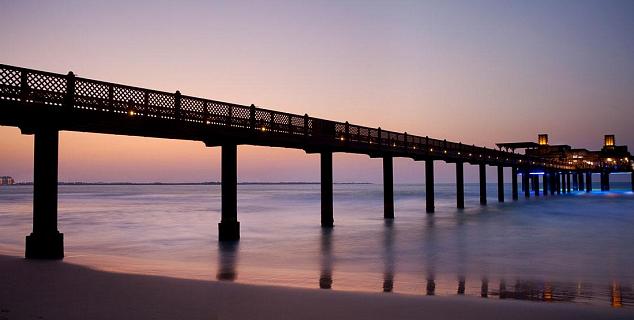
[1,0,633,183]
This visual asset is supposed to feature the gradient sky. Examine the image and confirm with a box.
[1,0,633,183]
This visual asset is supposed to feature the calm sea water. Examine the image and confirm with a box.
[1,182,633,308]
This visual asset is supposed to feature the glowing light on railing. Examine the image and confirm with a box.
[469,153,472,156]
[607,158,613,162]
[393,143,396,147]
[205,120,211,125]
[128,110,136,116]
[340,136,345,141]
[261,127,267,132]
[443,150,447,154]
[429,148,433,152]
[413,146,416,150]
[458,152,461,155]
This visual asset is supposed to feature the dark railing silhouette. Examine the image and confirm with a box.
[0,64,573,169]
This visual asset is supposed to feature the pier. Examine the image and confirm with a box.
[1,64,632,259]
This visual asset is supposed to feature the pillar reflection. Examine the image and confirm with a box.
[319,228,333,289]
[425,215,436,296]
[611,282,622,308]
[383,220,395,293]
[216,241,239,281]
[481,278,489,298]
[457,276,466,295]
[426,276,436,296]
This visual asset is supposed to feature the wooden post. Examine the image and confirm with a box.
[523,169,530,198]
[321,152,334,227]
[566,172,572,193]
[586,172,592,192]
[533,175,540,197]
[219,144,240,241]
[479,163,487,205]
[511,166,518,200]
[456,162,464,209]
[383,156,394,219]
[497,165,504,202]
[426,160,435,213]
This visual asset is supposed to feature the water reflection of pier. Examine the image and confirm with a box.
[214,221,634,309]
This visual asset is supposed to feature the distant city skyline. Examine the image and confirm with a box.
[2,0,633,183]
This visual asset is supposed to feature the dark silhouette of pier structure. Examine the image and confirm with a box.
[1,64,632,259]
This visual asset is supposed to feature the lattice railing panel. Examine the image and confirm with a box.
[334,123,345,137]
[27,73,66,105]
[0,68,21,100]
[147,92,174,117]
[232,105,251,120]
[254,109,271,130]
[289,115,304,135]
[75,79,109,110]
[367,128,379,144]
[181,96,204,113]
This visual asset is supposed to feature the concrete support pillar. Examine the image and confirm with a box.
[479,163,487,205]
[511,166,518,201]
[549,171,556,195]
[26,129,64,259]
[456,162,464,209]
[497,166,504,203]
[522,168,531,199]
[219,144,240,241]
[605,172,610,191]
[566,173,571,193]
[578,172,585,191]
[600,172,606,191]
[631,172,634,192]
[321,151,334,227]
[426,160,435,213]
[383,156,394,219]
[586,172,592,192]
[572,173,578,191]
[543,173,549,195]
[556,173,561,195]
[533,175,540,196]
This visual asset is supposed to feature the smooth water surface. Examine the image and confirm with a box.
[1,183,633,308]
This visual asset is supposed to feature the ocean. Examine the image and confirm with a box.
[1,182,633,308]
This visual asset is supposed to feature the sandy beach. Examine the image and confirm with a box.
[0,254,631,320]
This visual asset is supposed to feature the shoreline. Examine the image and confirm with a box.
[1,254,632,320]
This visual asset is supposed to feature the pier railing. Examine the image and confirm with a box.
[0,64,574,169]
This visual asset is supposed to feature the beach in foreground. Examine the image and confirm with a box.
[1,254,632,320]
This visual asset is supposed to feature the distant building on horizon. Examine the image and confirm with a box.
[1,176,15,185]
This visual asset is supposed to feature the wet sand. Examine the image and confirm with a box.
[0,255,631,320]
